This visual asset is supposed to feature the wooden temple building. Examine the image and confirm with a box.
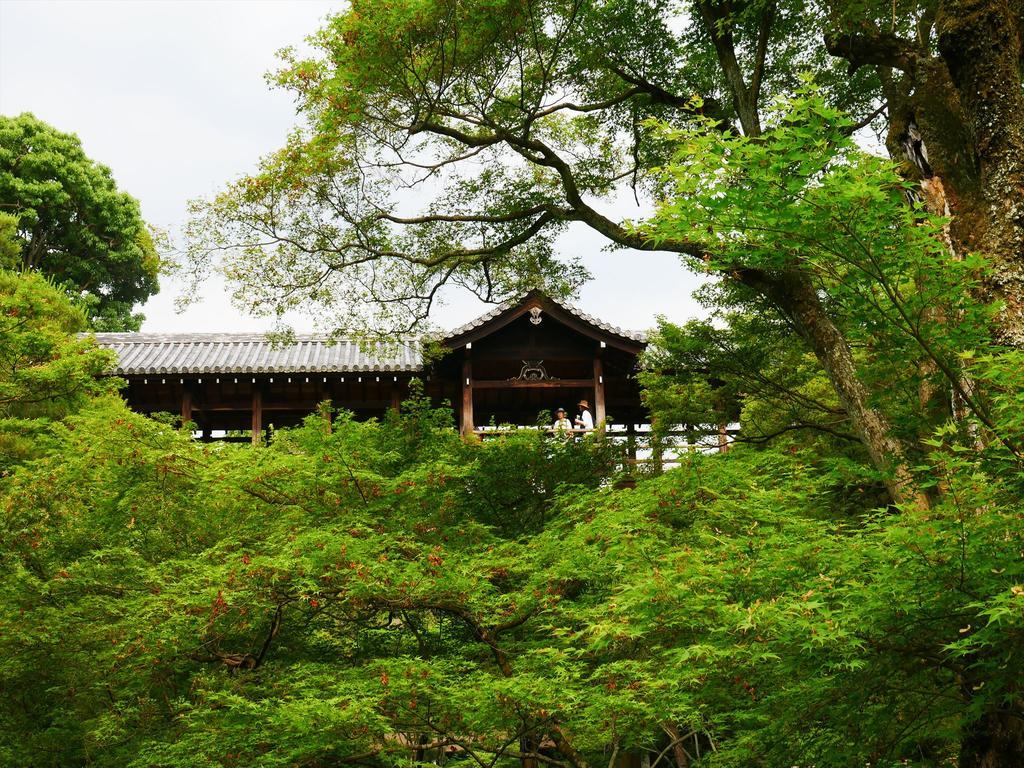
[94,291,649,444]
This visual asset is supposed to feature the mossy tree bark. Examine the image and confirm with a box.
[828,3,1024,762]
[828,0,1024,343]
[739,269,929,509]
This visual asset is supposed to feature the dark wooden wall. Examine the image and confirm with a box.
[122,373,422,442]
[116,313,648,442]
[435,311,647,434]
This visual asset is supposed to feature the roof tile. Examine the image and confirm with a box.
[91,333,421,376]
[91,293,645,376]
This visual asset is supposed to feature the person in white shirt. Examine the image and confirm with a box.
[575,399,594,431]
[552,407,573,436]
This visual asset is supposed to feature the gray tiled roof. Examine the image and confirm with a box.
[563,303,646,343]
[93,294,644,376]
[92,333,422,376]
[442,292,646,343]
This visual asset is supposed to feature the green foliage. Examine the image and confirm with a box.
[641,309,842,444]
[3,4,1023,765]
[647,89,990,364]
[0,398,622,766]
[641,90,998,456]
[182,0,873,336]
[3,391,1022,767]
[0,113,161,330]
[0,212,21,269]
[2,245,1023,766]
[0,270,117,468]
[465,429,621,537]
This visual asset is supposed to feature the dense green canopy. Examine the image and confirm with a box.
[0,269,117,466]
[1,325,1022,768]
[0,113,161,330]
[3,0,1024,765]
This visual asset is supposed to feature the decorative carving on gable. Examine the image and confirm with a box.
[528,306,543,325]
[512,360,555,381]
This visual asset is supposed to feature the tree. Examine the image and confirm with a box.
[823,0,1024,343]
[0,270,117,468]
[0,113,161,330]
[183,0,1021,508]
[3,386,1023,767]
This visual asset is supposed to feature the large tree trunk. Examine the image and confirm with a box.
[741,269,929,508]
[874,0,1024,344]
[827,0,1024,340]
[936,0,1024,344]
[959,704,1024,768]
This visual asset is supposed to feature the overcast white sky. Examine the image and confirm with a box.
[0,0,704,334]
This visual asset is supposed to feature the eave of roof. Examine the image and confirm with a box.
[91,292,646,376]
[92,332,422,376]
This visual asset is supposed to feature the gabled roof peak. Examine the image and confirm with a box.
[441,290,646,350]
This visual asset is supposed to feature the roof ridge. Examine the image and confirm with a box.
[441,291,646,343]
[90,291,646,344]
[89,334,423,376]
[89,332,424,344]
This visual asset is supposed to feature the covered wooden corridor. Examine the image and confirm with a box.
[94,291,651,444]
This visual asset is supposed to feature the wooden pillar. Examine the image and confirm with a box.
[251,385,263,447]
[180,384,193,427]
[461,357,474,436]
[593,356,606,427]
[390,380,401,414]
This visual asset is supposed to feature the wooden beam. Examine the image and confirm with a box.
[593,357,606,426]
[461,357,474,436]
[469,346,599,361]
[181,386,193,426]
[251,387,263,446]
[183,400,393,412]
[471,378,595,390]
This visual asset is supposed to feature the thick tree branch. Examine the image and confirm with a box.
[732,420,861,444]
[696,1,762,136]
[749,2,776,107]
[606,63,727,121]
[824,30,925,74]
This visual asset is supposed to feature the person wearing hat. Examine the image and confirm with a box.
[552,407,573,435]
[575,399,594,431]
